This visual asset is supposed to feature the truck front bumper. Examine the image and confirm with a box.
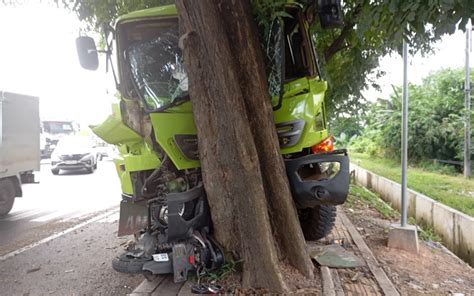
[285,149,350,208]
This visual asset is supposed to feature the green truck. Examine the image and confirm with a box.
[76,1,349,283]
[0,92,40,216]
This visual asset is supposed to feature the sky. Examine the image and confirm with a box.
[0,2,469,126]
[369,28,468,100]
[0,2,116,127]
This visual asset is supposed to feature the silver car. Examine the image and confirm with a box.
[50,136,98,175]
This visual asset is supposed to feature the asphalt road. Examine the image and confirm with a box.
[0,159,143,295]
[0,160,120,252]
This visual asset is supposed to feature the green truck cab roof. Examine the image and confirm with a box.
[116,1,301,24]
[117,5,177,24]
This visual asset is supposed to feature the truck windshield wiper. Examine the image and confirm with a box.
[172,93,190,105]
[166,93,190,109]
[150,93,190,113]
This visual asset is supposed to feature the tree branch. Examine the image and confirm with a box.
[324,24,354,61]
[324,4,362,62]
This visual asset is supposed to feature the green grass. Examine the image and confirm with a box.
[348,185,398,219]
[350,152,474,217]
[348,185,442,242]
[195,259,243,284]
[408,217,442,242]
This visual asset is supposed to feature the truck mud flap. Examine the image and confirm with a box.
[285,149,349,208]
[118,199,148,237]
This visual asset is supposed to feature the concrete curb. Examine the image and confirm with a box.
[351,164,474,266]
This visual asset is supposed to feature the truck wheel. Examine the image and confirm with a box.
[298,205,336,241]
[0,179,15,216]
[51,169,60,175]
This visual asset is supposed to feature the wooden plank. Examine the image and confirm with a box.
[132,276,166,294]
[331,269,345,296]
[339,211,400,296]
[320,266,336,296]
[151,276,184,296]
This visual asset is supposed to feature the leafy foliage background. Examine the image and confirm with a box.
[310,0,474,117]
[350,68,472,163]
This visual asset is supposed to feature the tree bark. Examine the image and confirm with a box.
[176,0,313,291]
[217,0,314,280]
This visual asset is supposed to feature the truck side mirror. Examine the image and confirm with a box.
[76,36,99,71]
[318,0,344,29]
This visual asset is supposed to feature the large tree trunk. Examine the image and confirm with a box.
[176,0,314,291]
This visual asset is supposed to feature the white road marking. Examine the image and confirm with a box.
[30,210,74,222]
[60,210,95,222]
[96,212,119,223]
[5,209,46,221]
[0,208,119,262]
[58,211,82,222]
[96,217,108,223]
[104,212,119,223]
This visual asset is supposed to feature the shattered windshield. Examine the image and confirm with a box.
[126,22,188,111]
[264,19,285,106]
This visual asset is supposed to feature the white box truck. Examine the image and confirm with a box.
[0,91,40,216]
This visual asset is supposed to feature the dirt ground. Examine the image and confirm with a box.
[345,194,474,295]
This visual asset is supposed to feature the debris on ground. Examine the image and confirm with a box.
[26,267,41,274]
[309,244,364,268]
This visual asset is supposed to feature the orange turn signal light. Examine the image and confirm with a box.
[311,136,334,154]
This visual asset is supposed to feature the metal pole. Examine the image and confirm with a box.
[401,39,409,227]
[464,23,472,178]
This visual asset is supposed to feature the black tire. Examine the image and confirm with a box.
[0,179,16,216]
[299,205,336,241]
[112,253,151,274]
[87,167,94,174]
[51,169,60,175]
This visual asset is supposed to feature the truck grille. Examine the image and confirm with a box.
[276,120,305,148]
